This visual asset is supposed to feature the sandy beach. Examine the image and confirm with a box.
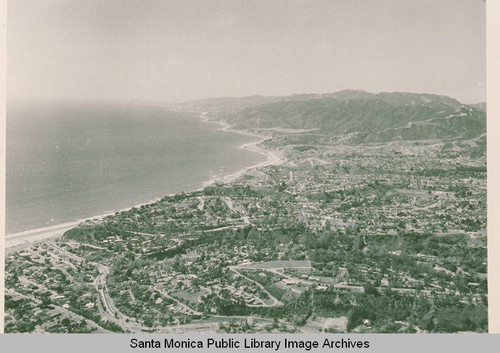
[5,194,171,250]
[199,111,286,186]
[5,110,286,249]
[5,221,80,250]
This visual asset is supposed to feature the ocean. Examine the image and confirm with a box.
[6,100,265,235]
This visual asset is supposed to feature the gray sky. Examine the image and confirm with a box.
[8,0,486,104]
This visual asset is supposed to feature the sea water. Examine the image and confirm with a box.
[6,99,265,234]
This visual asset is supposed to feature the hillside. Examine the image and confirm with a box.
[184,90,485,143]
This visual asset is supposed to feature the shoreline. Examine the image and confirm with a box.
[198,112,286,187]
[5,110,286,249]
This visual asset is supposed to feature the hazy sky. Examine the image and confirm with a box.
[8,0,486,103]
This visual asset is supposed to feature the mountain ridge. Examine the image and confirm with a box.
[182,89,465,111]
[182,90,485,144]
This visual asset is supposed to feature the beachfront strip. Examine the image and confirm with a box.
[5,126,486,333]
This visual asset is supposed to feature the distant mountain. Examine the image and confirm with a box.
[181,95,278,113]
[183,90,463,112]
[184,90,485,143]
